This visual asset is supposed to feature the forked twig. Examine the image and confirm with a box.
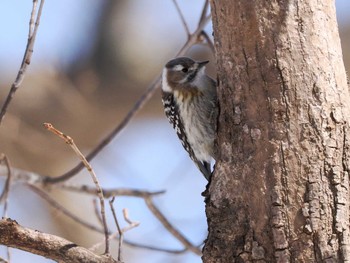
[121,208,140,232]
[109,198,140,261]
[0,0,45,124]
[43,123,110,254]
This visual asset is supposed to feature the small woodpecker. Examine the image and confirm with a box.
[161,57,218,180]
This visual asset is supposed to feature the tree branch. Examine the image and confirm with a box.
[0,0,45,124]
[43,123,110,254]
[0,218,118,263]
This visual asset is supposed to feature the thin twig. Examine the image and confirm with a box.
[144,197,201,255]
[0,154,12,218]
[109,197,123,261]
[42,13,212,184]
[172,0,190,38]
[0,0,45,124]
[58,183,165,198]
[109,198,140,261]
[29,0,39,36]
[121,208,140,232]
[93,198,103,226]
[43,123,110,254]
[198,0,210,27]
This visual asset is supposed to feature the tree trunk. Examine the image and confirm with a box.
[204,0,350,262]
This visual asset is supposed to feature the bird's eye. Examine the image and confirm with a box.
[182,68,188,73]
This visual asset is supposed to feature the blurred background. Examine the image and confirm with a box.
[0,1,349,262]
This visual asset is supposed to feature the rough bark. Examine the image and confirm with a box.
[204,0,350,262]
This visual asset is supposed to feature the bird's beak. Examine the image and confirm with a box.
[197,60,209,68]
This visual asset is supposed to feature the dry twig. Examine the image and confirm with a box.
[0,0,45,124]
[93,198,104,226]
[43,123,110,254]
[198,0,210,27]
[109,198,123,261]
[172,0,190,38]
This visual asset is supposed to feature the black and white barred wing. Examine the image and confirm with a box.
[162,92,211,180]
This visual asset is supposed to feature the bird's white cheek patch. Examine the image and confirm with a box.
[162,68,172,92]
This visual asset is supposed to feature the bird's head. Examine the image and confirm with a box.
[162,57,209,93]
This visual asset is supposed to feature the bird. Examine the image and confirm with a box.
[161,57,218,180]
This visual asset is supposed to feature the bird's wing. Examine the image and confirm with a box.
[162,92,211,180]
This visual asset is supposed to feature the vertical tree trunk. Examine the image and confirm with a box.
[204,0,350,262]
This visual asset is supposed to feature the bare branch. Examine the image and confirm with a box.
[93,198,104,226]
[109,198,140,261]
[172,0,190,38]
[59,183,165,198]
[29,0,39,36]
[0,0,45,124]
[144,197,201,255]
[0,218,118,263]
[198,0,210,27]
[42,13,212,184]
[43,123,110,254]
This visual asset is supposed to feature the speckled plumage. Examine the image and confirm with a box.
[161,57,218,180]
